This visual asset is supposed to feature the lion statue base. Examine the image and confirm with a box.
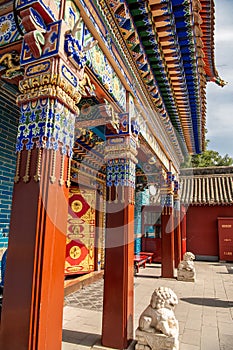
[135,287,179,350]
[177,252,196,282]
[135,330,179,350]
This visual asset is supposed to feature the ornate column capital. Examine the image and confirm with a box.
[17,5,82,112]
[14,2,101,186]
[173,180,180,211]
[160,171,174,209]
[104,113,138,189]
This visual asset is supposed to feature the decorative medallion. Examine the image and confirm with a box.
[0,12,22,46]
[69,245,81,259]
[65,187,96,275]
[71,199,83,213]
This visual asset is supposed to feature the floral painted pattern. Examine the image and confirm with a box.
[86,44,126,111]
[0,12,21,46]
[17,98,76,157]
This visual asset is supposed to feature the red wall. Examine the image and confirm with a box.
[186,205,233,259]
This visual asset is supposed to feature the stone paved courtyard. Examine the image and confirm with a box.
[62,261,233,350]
[65,279,104,312]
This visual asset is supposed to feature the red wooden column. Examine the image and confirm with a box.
[0,148,71,350]
[0,4,81,346]
[161,206,175,278]
[174,180,182,268]
[174,209,182,268]
[181,205,187,257]
[102,187,135,349]
[102,118,138,349]
[161,172,175,278]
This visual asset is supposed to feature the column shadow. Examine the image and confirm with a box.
[180,297,233,308]
[62,329,101,346]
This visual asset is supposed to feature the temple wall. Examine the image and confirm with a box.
[0,86,19,246]
[186,205,233,260]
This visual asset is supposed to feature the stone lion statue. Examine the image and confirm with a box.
[138,287,179,338]
[177,252,196,282]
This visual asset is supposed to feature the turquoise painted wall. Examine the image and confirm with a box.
[134,189,150,254]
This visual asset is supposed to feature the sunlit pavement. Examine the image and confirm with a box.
[62,261,233,350]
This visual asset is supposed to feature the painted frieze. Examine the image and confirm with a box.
[17,58,81,111]
[0,50,23,79]
[160,171,175,209]
[16,0,58,22]
[0,11,22,46]
[76,97,119,132]
[86,43,127,111]
[65,0,127,110]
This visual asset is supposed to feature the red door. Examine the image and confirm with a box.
[218,217,233,261]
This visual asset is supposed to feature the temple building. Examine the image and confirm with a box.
[180,166,233,262]
[0,0,226,349]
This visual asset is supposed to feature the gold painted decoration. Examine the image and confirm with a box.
[17,73,80,113]
[17,58,81,114]
[0,51,23,79]
[65,187,96,275]
[66,156,71,187]
[50,149,56,184]
[14,151,21,183]
[34,148,42,182]
[59,153,65,186]
[78,72,96,96]
[71,199,83,213]
[69,245,81,259]
[23,150,31,183]
[121,186,125,203]
[108,186,112,203]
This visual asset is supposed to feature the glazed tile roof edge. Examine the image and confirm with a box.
[181,166,233,176]
[199,0,227,148]
[106,0,189,156]
[138,166,233,206]
[110,0,226,157]
[93,0,186,164]
[149,0,196,153]
[77,0,186,167]
[180,166,233,205]
[200,0,227,87]
[172,0,203,154]
[110,0,204,154]
[126,0,187,146]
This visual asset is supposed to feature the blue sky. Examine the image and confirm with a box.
[206,0,233,159]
